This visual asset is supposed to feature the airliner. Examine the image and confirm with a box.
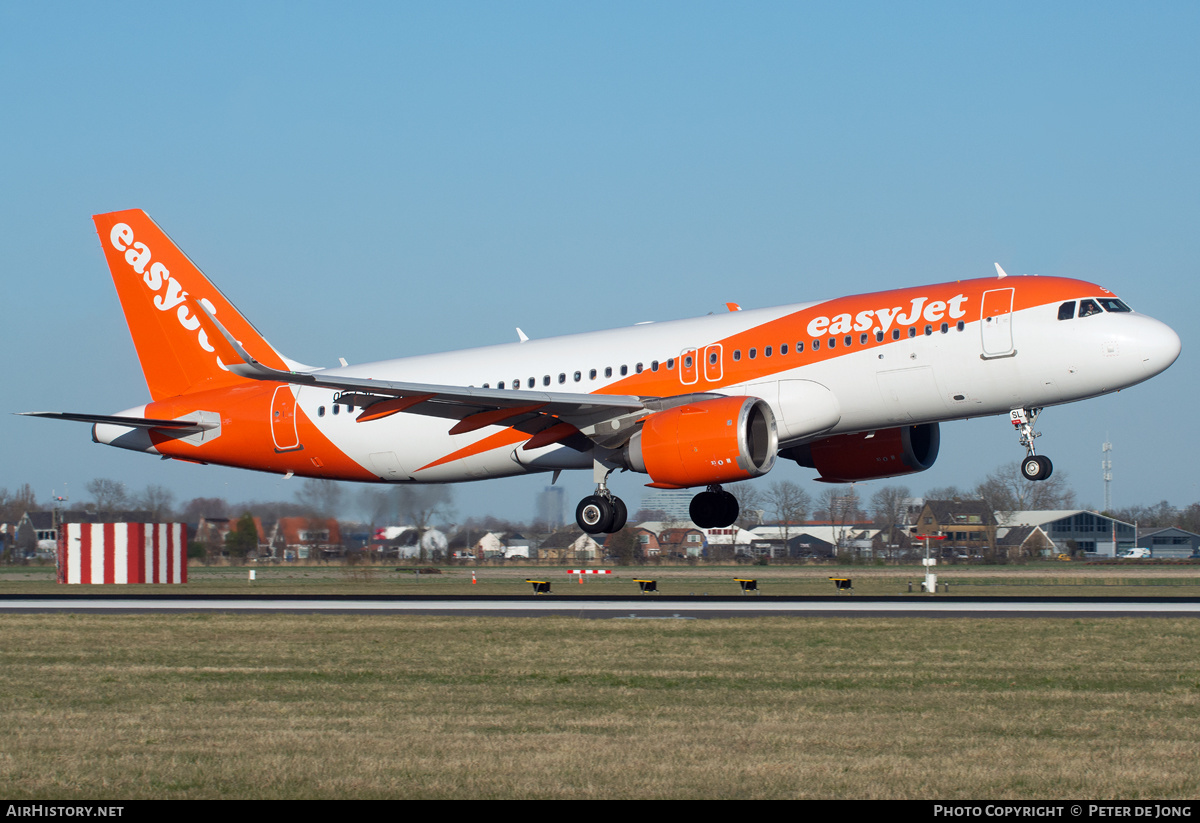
[25,209,1181,534]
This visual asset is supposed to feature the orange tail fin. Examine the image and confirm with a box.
[93,209,291,400]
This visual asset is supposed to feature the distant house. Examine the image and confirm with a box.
[269,517,343,560]
[913,500,997,552]
[658,527,705,557]
[195,515,267,557]
[16,510,157,558]
[537,530,602,562]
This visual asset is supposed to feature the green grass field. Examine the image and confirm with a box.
[2,564,1198,798]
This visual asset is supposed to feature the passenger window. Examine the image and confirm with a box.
[558,374,566,384]
[924,325,932,336]
[812,339,820,351]
[498,381,505,390]
[651,361,659,371]
[733,350,741,361]
[333,404,339,415]
[780,344,788,355]
[318,406,325,417]
[749,348,757,360]
[844,335,852,347]
[636,363,643,373]
[764,346,772,357]
[589,369,597,380]
[620,365,628,376]
[860,334,867,345]
[683,355,693,369]
[875,331,884,343]
[940,323,948,334]
[828,337,836,349]
[605,367,612,378]
[957,321,965,331]
[666,358,675,370]
[574,372,581,382]
[908,327,916,338]
[1058,301,1076,320]
[892,329,901,340]
[513,379,520,390]
[1079,299,1103,317]
[543,375,550,386]
[528,377,536,388]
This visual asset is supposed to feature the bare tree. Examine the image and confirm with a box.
[976,462,1076,519]
[871,484,912,555]
[726,482,765,528]
[86,478,130,512]
[295,479,345,518]
[396,486,456,531]
[764,480,811,550]
[0,484,40,523]
[183,497,229,521]
[136,484,176,520]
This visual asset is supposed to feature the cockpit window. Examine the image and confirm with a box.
[1098,297,1131,313]
[1058,301,1076,321]
[1079,299,1103,318]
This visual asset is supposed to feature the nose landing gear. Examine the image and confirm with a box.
[1011,407,1054,481]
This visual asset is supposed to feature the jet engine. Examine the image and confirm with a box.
[782,423,940,483]
[623,396,778,489]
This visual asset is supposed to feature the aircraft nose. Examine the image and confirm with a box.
[1137,315,1181,376]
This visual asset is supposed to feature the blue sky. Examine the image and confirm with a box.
[3,2,1197,522]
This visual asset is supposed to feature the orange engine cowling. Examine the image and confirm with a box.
[623,396,779,489]
[782,423,940,483]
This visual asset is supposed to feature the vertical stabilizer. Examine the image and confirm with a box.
[93,209,291,400]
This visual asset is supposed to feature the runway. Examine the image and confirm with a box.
[3,594,1199,618]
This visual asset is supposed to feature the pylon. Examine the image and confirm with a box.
[471,571,477,585]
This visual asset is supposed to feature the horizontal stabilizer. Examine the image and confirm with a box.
[17,411,215,430]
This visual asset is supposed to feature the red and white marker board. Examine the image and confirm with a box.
[57,523,187,584]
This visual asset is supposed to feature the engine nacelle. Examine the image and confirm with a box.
[782,423,940,483]
[624,396,779,489]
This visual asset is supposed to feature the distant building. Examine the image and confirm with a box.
[912,500,997,551]
[639,490,694,523]
[535,487,565,529]
[997,510,1135,557]
[269,517,343,560]
[16,510,157,558]
[1136,527,1200,559]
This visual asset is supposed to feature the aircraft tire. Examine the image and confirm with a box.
[576,496,614,534]
[608,496,628,533]
[1021,455,1053,482]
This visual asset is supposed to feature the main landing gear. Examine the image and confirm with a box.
[1010,407,1053,481]
[576,493,628,535]
[575,463,628,535]
[689,485,740,529]
[574,476,741,535]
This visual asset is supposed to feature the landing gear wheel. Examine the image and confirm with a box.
[717,490,739,527]
[690,491,719,529]
[576,495,614,534]
[1021,455,1053,482]
[690,489,740,529]
[609,496,628,533]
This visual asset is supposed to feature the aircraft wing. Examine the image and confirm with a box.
[190,298,675,441]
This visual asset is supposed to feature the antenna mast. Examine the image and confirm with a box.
[1102,437,1113,511]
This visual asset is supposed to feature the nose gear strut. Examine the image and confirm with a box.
[1011,407,1053,481]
